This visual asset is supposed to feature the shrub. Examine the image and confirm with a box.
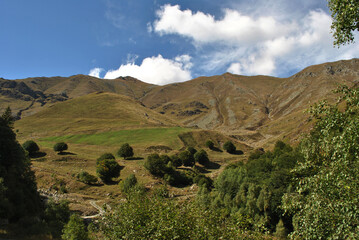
[54,142,68,153]
[117,143,134,159]
[96,159,121,183]
[97,153,115,165]
[205,140,214,149]
[120,174,138,194]
[187,146,197,155]
[223,141,236,154]
[76,171,98,185]
[179,150,195,167]
[144,154,168,177]
[44,200,70,238]
[170,155,182,167]
[62,214,89,240]
[22,140,40,157]
[160,155,172,164]
[194,149,209,165]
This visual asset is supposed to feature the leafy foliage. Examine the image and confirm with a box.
[282,85,359,239]
[179,150,195,167]
[62,214,89,240]
[119,174,138,194]
[186,146,197,155]
[0,109,42,221]
[223,141,236,154]
[96,190,261,239]
[96,159,121,183]
[205,140,215,149]
[53,142,68,153]
[96,153,115,164]
[194,149,209,165]
[22,140,40,157]
[328,0,359,46]
[144,154,168,177]
[117,143,134,159]
[76,171,98,185]
[44,199,71,238]
[198,141,302,233]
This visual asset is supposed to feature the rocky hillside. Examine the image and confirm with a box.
[2,58,359,146]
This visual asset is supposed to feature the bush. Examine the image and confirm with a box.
[62,214,89,240]
[54,142,68,153]
[223,141,236,154]
[117,143,134,159]
[120,174,138,194]
[22,140,40,157]
[205,140,214,149]
[144,154,168,177]
[96,159,121,183]
[179,150,195,167]
[44,199,70,238]
[76,171,98,185]
[160,155,172,164]
[96,153,115,165]
[187,146,197,155]
[170,155,182,167]
[194,149,209,165]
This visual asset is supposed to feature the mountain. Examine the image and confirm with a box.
[3,58,359,147]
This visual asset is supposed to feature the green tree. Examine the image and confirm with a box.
[328,0,359,46]
[53,142,68,154]
[22,140,40,157]
[1,106,14,128]
[119,174,138,194]
[194,149,209,165]
[96,159,121,183]
[62,214,89,240]
[96,153,115,164]
[179,150,195,167]
[76,171,98,185]
[223,141,236,154]
[187,146,197,155]
[144,154,167,177]
[205,140,214,149]
[0,110,41,221]
[44,199,70,238]
[117,143,134,159]
[282,85,359,239]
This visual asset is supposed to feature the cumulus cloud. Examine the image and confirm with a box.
[153,4,359,76]
[103,54,192,85]
[89,68,104,78]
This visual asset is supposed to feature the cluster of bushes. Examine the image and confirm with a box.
[206,139,243,154]
[197,141,302,233]
[144,147,214,188]
[95,188,261,239]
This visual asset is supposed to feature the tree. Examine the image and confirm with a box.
[1,106,14,128]
[179,150,195,167]
[223,141,236,154]
[54,142,68,154]
[0,109,41,221]
[187,146,197,155]
[119,174,138,194]
[97,153,115,164]
[282,85,359,239]
[144,154,168,177]
[328,0,359,46]
[205,140,214,150]
[22,140,40,157]
[96,159,121,183]
[117,143,134,159]
[62,214,89,240]
[76,171,98,185]
[194,149,209,165]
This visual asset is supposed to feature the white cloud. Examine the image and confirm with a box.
[103,55,192,85]
[89,68,104,78]
[153,4,359,77]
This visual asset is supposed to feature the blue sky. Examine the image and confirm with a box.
[1,0,358,85]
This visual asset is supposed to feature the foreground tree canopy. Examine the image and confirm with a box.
[0,109,41,221]
[328,0,359,46]
[283,85,359,239]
